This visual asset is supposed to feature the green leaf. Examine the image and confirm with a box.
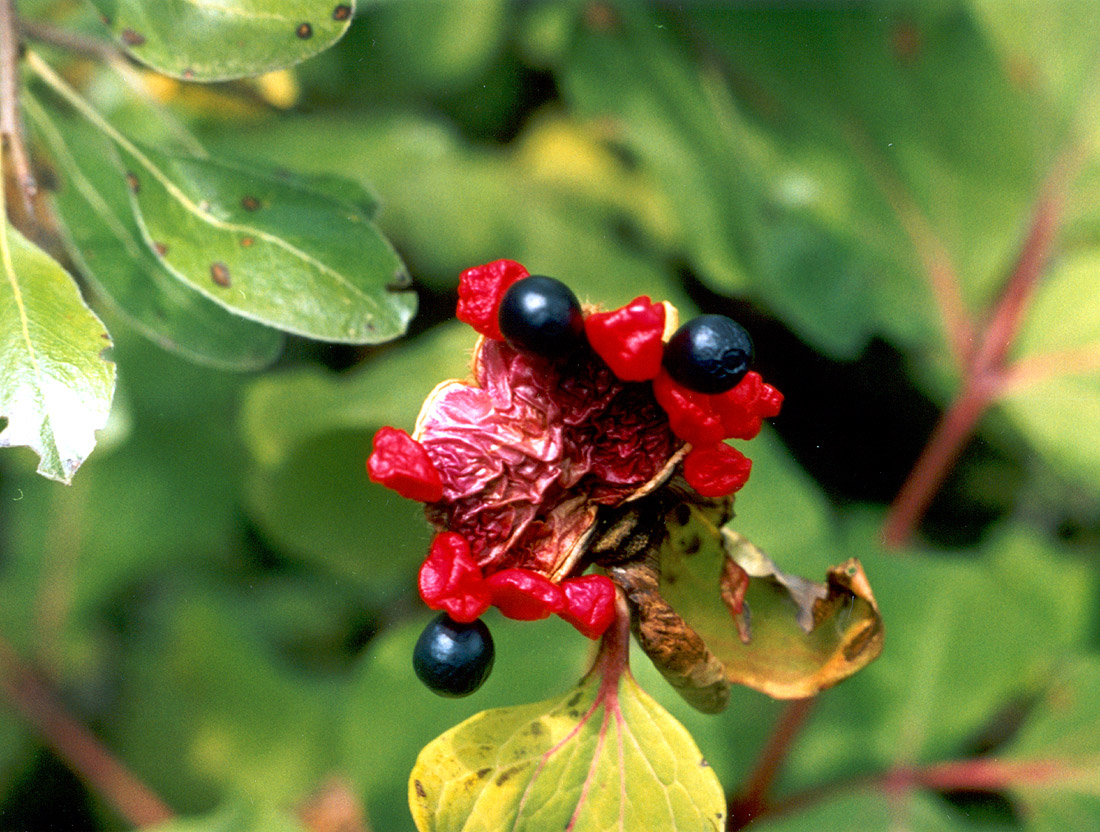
[409,635,726,832]
[1001,657,1100,830]
[88,0,356,82]
[748,790,968,832]
[1000,251,1100,496]
[345,613,592,832]
[28,51,415,344]
[28,97,285,370]
[0,219,115,482]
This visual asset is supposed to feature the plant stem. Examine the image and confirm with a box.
[19,18,117,61]
[763,756,1069,823]
[0,635,175,828]
[0,0,36,218]
[881,150,1075,548]
[727,697,815,830]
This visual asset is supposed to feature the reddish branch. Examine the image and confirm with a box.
[882,149,1079,548]
[0,0,36,218]
[727,697,816,830]
[765,756,1071,823]
[0,635,175,828]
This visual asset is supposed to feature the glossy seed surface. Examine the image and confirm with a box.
[662,314,754,394]
[412,613,495,697]
[498,275,585,357]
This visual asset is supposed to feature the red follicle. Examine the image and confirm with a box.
[487,568,566,620]
[559,574,618,639]
[418,532,491,623]
[367,426,444,503]
[683,443,753,497]
[456,259,529,340]
[584,296,666,381]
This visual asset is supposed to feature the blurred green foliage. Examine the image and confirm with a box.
[2,1,1100,830]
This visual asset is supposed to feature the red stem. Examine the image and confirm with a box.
[765,756,1071,823]
[0,635,175,828]
[727,697,816,830]
[882,149,1076,548]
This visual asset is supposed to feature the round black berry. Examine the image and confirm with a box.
[662,314,754,394]
[412,613,495,697]
[498,275,585,357]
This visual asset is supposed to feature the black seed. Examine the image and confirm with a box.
[121,28,145,46]
[333,4,352,20]
[412,613,494,697]
[296,22,313,39]
[210,262,231,287]
[241,195,260,211]
[498,275,585,358]
[125,172,139,193]
[662,314,754,394]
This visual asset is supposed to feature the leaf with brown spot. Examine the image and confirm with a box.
[27,99,284,370]
[88,0,356,81]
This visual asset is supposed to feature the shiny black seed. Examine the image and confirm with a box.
[412,614,495,698]
[498,275,585,358]
[662,314,754,394]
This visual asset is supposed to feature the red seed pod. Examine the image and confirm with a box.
[651,370,725,446]
[584,296,666,381]
[367,427,444,503]
[487,568,566,620]
[756,380,785,419]
[682,443,753,498]
[558,574,618,639]
[456,259,530,340]
[418,532,491,623]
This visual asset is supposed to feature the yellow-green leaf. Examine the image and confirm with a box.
[410,659,725,831]
[0,220,115,483]
[654,502,882,702]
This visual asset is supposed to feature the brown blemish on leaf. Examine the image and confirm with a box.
[495,764,524,787]
[210,262,231,287]
[527,722,544,736]
[333,4,352,20]
[240,236,255,248]
[566,691,583,709]
[296,22,314,39]
[121,28,146,46]
[241,195,260,211]
[584,1,620,30]
[183,69,195,80]
[700,759,710,767]
[125,172,139,193]
[475,768,491,780]
[413,780,426,799]
[153,242,168,257]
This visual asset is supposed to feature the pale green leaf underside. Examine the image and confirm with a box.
[88,0,356,82]
[410,671,725,832]
[115,141,416,343]
[30,99,285,370]
[0,221,115,482]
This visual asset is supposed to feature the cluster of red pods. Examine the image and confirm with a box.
[367,260,782,694]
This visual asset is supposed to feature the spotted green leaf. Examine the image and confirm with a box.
[0,220,115,483]
[409,651,726,832]
[88,0,356,82]
[28,98,285,370]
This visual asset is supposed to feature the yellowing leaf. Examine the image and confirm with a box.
[410,618,725,832]
[615,501,882,709]
[0,220,115,482]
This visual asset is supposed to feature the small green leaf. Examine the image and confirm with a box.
[112,142,415,343]
[89,0,356,82]
[409,652,725,832]
[0,220,115,483]
[28,98,285,370]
